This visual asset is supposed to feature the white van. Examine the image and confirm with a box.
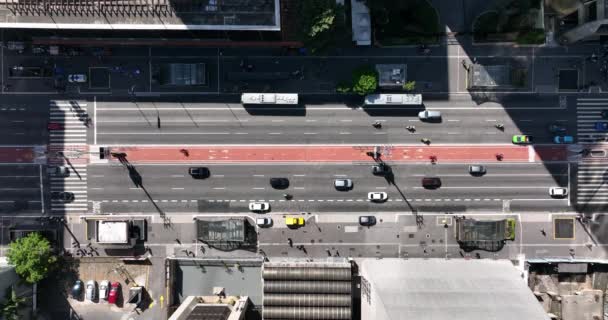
[364,94,422,105]
[241,93,298,105]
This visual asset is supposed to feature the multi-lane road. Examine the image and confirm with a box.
[3,93,608,215]
[93,96,571,145]
[87,163,570,213]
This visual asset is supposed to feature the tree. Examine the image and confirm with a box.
[7,233,57,284]
[298,0,347,52]
[351,66,378,96]
[1,286,26,320]
[402,81,416,92]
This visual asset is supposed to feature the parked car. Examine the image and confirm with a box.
[285,216,305,227]
[256,217,273,227]
[368,192,388,202]
[334,179,353,191]
[549,187,568,198]
[372,163,391,176]
[51,191,74,203]
[554,135,574,144]
[47,122,64,130]
[359,216,376,226]
[512,135,533,144]
[418,110,441,121]
[48,166,69,177]
[249,202,270,213]
[188,167,210,179]
[99,280,109,300]
[72,280,83,299]
[422,177,442,189]
[270,177,289,189]
[468,165,486,176]
[85,280,97,301]
[68,74,87,83]
[548,123,567,133]
[601,110,608,119]
[108,282,120,304]
[595,122,608,132]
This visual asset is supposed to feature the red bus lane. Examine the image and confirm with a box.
[0,146,40,163]
[105,145,569,164]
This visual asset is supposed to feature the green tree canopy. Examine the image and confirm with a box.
[298,0,347,52]
[7,233,57,284]
[351,66,378,96]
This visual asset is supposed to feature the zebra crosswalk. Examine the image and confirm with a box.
[48,100,89,213]
[49,101,88,145]
[49,163,88,213]
[576,162,608,207]
[576,98,608,144]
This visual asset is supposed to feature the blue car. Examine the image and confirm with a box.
[554,136,574,144]
[595,122,608,131]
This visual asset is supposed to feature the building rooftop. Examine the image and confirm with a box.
[0,0,280,31]
[359,258,551,320]
[376,64,407,88]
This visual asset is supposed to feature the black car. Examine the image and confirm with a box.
[270,178,290,189]
[372,163,391,176]
[602,110,608,119]
[422,177,442,189]
[359,216,376,226]
[51,191,74,203]
[189,167,210,179]
[72,280,83,299]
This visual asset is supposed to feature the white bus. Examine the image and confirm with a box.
[364,94,422,105]
[241,93,299,105]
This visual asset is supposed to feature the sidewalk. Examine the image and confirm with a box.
[107,145,568,163]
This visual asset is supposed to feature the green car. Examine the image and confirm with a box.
[512,135,533,144]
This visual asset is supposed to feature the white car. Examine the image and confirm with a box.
[249,202,270,212]
[68,74,87,83]
[256,217,273,227]
[368,192,388,202]
[99,280,109,300]
[549,187,568,198]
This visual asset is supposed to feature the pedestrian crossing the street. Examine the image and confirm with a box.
[49,163,88,213]
[49,101,88,145]
[576,162,608,207]
[576,98,608,144]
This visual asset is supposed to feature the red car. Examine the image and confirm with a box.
[47,122,63,130]
[108,282,120,304]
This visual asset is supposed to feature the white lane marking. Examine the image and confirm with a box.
[171,188,184,190]
[94,96,97,145]
[292,174,306,177]
[253,187,265,190]
[171,175,185,178]
[253,175,265,177]
[213,187,225,190]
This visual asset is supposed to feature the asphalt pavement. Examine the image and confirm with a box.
[87,163,571,214]
[92,95,574,145]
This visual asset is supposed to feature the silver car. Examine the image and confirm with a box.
[85,280,97,301]
[418,110,441,121]
[334,179,353,190]
[99,280,109,300]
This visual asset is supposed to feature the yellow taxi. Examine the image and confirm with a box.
[285,216,305,227]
